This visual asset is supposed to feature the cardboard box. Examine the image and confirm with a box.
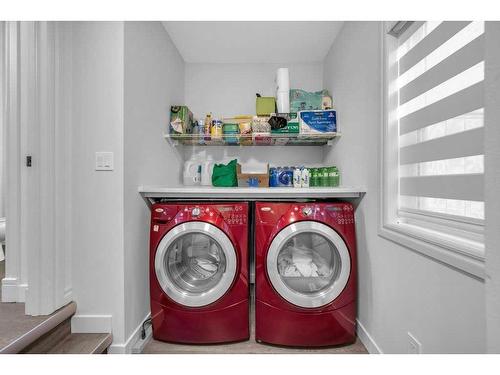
[170,105,194,135]
[256,97,276,116]
[299,110,337,134]
[237,163,269,187]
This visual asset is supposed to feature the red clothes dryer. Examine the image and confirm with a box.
[255,202,357,347]
[149,202,249,344]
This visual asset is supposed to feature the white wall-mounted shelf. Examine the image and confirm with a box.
[139,186,365,207]
[164,133,340,146]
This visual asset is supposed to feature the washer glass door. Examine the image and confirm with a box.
[267,221,351,308]
[155,222,237,307]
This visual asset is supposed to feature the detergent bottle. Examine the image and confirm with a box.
[201,155,214,186]
[183,153,201,186]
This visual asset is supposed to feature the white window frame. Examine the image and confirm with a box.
[378,21,485,279]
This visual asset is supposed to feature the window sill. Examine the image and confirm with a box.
[378,222,485,279]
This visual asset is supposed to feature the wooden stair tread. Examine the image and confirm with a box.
[0,301,77,354]
[46,333,113,354]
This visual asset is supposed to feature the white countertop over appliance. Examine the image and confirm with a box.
[139,186,365,207]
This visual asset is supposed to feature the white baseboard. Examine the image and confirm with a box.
[357,319,383,354]
[1,278,27,303]
[71,314,113,333]
[108,312,151,354]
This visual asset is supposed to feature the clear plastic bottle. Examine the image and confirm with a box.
[301,168,310,188]
[293,167,302,188]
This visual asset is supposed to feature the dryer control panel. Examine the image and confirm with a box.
[326,204,355,225]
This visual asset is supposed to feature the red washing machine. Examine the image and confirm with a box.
[149,202,249,344]
[255,202,357,347]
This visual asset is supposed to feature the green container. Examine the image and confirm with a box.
[327,166,340,187]
[334,167,340,187]
[223,123,239,145]
[328,167,335,187]
[310,168,318,187]
[320,168,329,187]
[223,123,239,133]
[256,96,276,116]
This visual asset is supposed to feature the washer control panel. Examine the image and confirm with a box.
[217,204,247,225]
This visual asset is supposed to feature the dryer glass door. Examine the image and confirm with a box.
[155,222,237,307]
[267,221,351,308]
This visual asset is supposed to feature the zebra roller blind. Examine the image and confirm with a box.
[396,21,485,223]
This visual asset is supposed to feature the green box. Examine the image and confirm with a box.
[256,97,276,116]
[270,113,299,134]
[170,105,193,135]
[271,122,299,134]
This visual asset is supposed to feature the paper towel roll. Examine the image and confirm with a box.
[276,68,290,92]
[276,68,290,113]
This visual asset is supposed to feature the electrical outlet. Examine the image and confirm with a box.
[95,152,114,171]
[407,332,422,354]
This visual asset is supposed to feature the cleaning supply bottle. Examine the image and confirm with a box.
[204,113,212,141]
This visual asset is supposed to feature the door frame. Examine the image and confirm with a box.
[1,21,72,316]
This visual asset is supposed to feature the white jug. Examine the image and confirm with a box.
[201,156,214,186]
[183,158,201,186]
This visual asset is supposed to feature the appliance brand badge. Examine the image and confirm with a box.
[154,208,164,213]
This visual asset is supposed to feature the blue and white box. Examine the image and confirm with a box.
[299,109,337,134]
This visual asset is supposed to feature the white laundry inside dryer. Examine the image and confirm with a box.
[277,232,339,294]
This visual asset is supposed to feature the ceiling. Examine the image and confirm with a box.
[162,21,344,64]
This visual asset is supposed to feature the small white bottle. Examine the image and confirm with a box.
[301,168,310,188]
[293,167,302,188]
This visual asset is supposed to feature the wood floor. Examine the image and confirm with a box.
[143,290,368,354]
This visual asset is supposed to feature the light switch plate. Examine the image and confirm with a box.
[95,152,114,171]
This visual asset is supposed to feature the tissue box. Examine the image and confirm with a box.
[256,97,276,116]
[299,110,337,134]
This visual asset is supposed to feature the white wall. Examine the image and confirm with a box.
[122,21,185,350]
[183,62,325,167]
[0,22,4,219]
[185,62,324,118]
[323,21,486,353]
[70,22,126,343]
[485,21,500,353]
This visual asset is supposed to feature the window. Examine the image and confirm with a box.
[380,21,485,277]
